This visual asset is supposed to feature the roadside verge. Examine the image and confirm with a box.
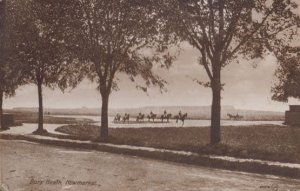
[0,133,299,179]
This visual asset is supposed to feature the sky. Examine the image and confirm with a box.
[4,42,299,112]
[3,2,300,112]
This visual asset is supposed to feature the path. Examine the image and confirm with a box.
[1,140,300,191]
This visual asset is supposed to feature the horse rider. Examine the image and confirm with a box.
[115,113,120,121]
[179,110,182,118]
[124,113,128,120]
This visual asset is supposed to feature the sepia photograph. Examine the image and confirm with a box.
[1,0,300,190]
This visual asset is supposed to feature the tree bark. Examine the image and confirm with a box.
[37,80,44,132]
[100,92,109,137]
[210,80,221,144]
[210,56,221,144]
[0,0,6,32]
[0,89,4,130]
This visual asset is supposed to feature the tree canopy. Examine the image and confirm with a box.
[0,0,20,98]
[272,46,300,102]
[0,0,24,129]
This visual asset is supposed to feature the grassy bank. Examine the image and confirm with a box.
[56,124,300,164]
[0,133,300,179]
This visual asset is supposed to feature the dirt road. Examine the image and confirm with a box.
[0,140,300,191]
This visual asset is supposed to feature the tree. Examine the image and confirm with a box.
[272,46,300,102]
[12,0,83,134]
[0,0,5,34]
[0,50,21,130]
[0,0,23,130]
[41,0,174,138]
[163,0,300,144]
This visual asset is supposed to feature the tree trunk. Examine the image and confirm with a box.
[210,57,221,144]
[100,93,109,137]
[0,0,6,31]
[210,81,221,144]
[37,80,44,132]
[0,90,4,130]
[209,0,224,145]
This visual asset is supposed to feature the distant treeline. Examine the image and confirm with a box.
[7,106,284,121]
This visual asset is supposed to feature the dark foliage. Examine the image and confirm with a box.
[0,0,24,129]
[272,46,300,102]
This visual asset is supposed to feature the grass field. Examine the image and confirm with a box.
[55,124,300,164]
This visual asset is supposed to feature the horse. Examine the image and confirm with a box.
[165,113,172,122]
[160,113,172,122]
[160,114,165,122]
[174,113,188,125]
[136,113,145,122]
[147,112,157,122]
[227,113,243,120]
[113,114,121,122]
[122,113,130,123]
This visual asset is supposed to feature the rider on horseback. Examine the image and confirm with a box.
[163,110,167,118]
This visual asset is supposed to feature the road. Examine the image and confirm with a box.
[0,140,300,191]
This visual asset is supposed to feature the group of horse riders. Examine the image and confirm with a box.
[227,113,243,120]
[113,113,127,122]
[113,110,188,123]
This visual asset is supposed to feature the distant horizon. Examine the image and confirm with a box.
[6,105,286,113]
